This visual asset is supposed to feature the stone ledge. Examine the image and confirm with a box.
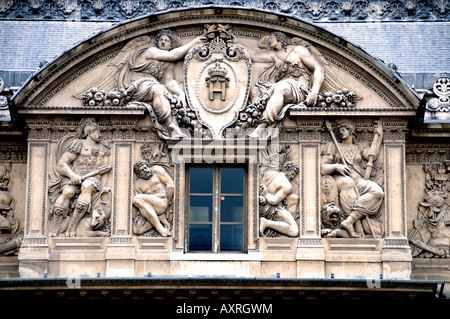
[0,277,443,301]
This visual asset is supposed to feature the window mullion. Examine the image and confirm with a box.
[213,167,220,253]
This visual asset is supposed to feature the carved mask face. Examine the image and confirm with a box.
[321,202,341,229]
[54,206,66,216]
[426,191,446,208]
[91,209,106,230]
[157,35,171,51]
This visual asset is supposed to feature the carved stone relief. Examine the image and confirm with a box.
[132,143,174,237]
[409,160,450,258]
[0,163,22,255]
[320,119,384,238]
[259,144,299,238]
[184,24,251,139]
[237,31,357,139]
[79,29,207,140]
[5,6,429,282]
[3,1,448,23]
[47,117,112,237]
[76,26,358,141]
[424,77,450,123]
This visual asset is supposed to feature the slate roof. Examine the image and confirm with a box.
[0,4,449,90]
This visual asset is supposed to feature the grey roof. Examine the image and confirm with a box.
[0,16,449,90]
[0,21,114,88]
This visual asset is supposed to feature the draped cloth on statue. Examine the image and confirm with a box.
[321,142,384,218]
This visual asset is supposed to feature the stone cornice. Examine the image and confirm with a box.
[17,105,146,116]
[0,277,442,300]
[289,107,417,117]
[1,0,448,23]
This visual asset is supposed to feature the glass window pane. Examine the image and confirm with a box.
[220,196,243,222]
[220,168,243,194]
[189,196,212,222]
[220,225,243,251]
[190,167,213,194]
[189,224,212,251]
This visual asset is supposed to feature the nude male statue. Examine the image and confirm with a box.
[259,161,299,237]
[132,160,174,237]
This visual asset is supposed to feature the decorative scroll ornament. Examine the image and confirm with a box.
[426,77,450,113]
[184,24,251,139]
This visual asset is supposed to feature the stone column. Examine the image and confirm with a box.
[295,121,325,278]
[18,124,51,277]
[106,122,136,276]
[381,119,411,279]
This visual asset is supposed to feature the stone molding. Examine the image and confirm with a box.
[1,0,448,23]
[12,8,419,112]
[0,142,27,163]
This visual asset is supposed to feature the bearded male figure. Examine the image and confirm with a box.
[132,160,174,237]
[259,161,299,237]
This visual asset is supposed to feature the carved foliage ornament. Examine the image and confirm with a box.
[1,1,449,22]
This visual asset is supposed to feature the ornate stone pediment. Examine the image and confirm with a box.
[12,8,419,130]
[9,8,423,281]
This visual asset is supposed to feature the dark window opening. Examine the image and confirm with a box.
[187,166,246,252]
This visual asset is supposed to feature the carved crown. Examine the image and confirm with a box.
[208,63,228,79]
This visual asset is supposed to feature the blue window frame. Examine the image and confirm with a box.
[187,166,246,252]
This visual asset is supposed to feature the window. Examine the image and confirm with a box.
[187,166,245,252]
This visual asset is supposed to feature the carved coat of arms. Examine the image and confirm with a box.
[184,25,251,138]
